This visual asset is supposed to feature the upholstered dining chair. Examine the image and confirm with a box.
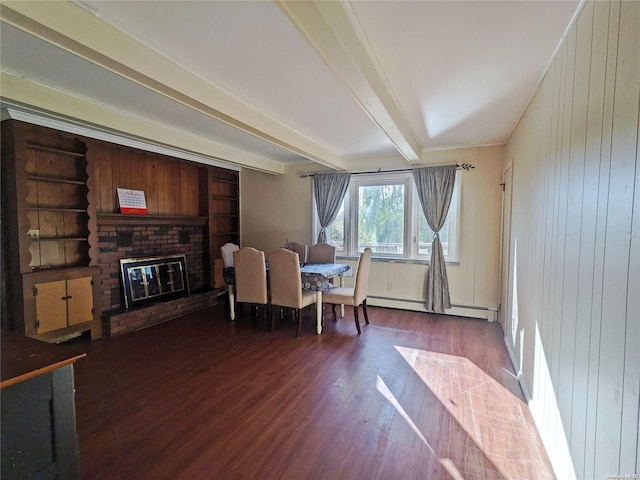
[232,247,269,331]
[307,243,336,264]
[322,248,372,334]
[267,248,317,337]
[220,242,240,267]
[286,241,308,264]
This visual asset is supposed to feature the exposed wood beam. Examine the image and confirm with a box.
[277,0,422,163]
[1,73,285,174]
[0,1,346,171]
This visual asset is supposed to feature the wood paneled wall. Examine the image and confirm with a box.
[504,1,639,478]
[87,141,201,216]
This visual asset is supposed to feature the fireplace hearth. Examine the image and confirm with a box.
[120,254,189,308]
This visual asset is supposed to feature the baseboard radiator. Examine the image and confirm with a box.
[367,295,497,321]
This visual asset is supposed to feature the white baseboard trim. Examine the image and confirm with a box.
[367,295,497,321]
[503,335,532,401]
[503,334,576,480]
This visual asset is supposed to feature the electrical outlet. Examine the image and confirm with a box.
[27,229,40,239]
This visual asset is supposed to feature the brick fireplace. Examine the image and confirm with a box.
[97,214,218,336]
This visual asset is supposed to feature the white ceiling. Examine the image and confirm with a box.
[0,0,581,173]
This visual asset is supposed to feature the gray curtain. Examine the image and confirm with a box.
[313,173,351,243]
[412,165,456,313]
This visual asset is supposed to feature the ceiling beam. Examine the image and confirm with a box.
[1,72,285,174]
[0,1,347,171]
[277,0,422,163]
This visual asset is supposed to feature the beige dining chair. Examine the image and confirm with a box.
[233,247,269,331]
[267,248,317,337]
[286,241,308,264]
[322,248,372,335]
[307,243,336,264]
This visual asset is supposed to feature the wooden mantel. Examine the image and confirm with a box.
[96,213,208,227]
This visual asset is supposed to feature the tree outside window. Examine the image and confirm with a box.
[316,171,460,262]
[357,183,405,254]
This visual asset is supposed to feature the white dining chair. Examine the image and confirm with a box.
[220,242,240,267]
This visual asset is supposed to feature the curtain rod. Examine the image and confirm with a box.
[298,162,474,179]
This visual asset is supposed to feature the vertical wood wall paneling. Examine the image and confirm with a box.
[171,160,182,215]
[550,25,573,402]
[90,145,217,217]
[583,1,613,474]
[180,163,190,215]
[539,54,556,385]
[505,0,640,477]
[594,0,626,473]
[97,145,110,213]
[145,155,159,216]
[630,84,640,475]
[129,150,146,196]
[118,148,131,192]
[557,28,577,420]
[163,160,178,214]
[546,39,562,402]
[608,0,639,473]
[111,148,121,212]
[539,55,558,376]
[569,3,602,478]
[560,0,592,461]
[180,163,198,216]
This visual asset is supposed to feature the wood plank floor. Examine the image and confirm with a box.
[68,302,555,479]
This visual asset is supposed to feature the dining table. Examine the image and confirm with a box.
[223,262,351,334]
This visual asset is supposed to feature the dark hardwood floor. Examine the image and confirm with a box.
[68,302,555,479]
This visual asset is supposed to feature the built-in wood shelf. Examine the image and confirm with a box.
[32,237,88,242]
[27,175,86,185]
[29,207,87,213]
[210,178,237,185]
[26,143,86,158]
[210,195,237,200]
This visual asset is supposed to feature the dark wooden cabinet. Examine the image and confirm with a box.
[1,120,102,341]
[1,329,85,480]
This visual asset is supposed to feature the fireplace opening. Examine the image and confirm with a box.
[120,254,190,308]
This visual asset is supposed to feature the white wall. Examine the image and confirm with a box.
[241,145,504,317]
[503,1,639,478]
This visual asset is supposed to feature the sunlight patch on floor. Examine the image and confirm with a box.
[375,375,465,480]
[394,346,554,480]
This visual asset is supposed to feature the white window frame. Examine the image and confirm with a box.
[312,170,461,263]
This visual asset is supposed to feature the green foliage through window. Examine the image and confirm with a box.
[357,184,405,254]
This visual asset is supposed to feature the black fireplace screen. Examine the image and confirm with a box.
[120,254,189,308]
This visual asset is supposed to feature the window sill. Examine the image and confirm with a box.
[336,255,460,267]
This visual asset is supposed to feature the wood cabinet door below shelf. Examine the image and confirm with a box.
[67,277,93,326]
[35,280,67,334]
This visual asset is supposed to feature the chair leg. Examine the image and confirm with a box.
[331,304,337,321]
[270,305,276,332]
[296,308,302,338]
[261,304,268,332]
[362,299,370,325]
[353,306,361,335]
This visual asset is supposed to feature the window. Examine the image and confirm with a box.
[315,171,460,262]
